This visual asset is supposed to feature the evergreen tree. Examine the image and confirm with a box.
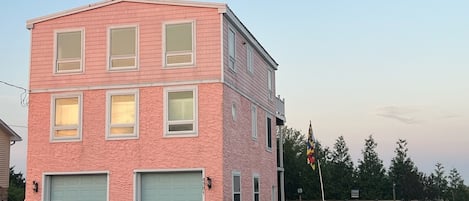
[8,167,25,201]
[357,135,389,199]
[433,163,449,200]
[281,126,306,200]
[448,168,469,201]
[327,136,355,200]
[388,139,424,201]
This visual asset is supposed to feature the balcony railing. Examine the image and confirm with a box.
[275,95,285,125]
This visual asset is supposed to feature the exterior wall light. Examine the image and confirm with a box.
[206,177,212,189]
[32,181,39,193]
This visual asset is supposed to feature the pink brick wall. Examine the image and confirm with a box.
[26,83,224,201]
[29,2,221,91]
[222,85,277,201]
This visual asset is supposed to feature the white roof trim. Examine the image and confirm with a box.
[0,119,22,142]
[224,6,278,69]
[26,0,227,29]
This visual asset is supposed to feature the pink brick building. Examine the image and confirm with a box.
[26,0,285,201]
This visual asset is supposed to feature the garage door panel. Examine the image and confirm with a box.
[141,172,202,201]
[50,174,107,201]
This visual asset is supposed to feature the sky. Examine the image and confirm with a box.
[1,0,468,185]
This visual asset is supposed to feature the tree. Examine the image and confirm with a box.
[357,135,390,199]
[433,163,449,200]
[448,168,469,201]
[326,136,355,200]
[8,167,25,201]
[388,139,424,201]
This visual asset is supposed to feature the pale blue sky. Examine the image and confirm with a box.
[1,0,468,183]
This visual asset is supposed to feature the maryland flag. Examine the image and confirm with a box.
[306,122,316,170]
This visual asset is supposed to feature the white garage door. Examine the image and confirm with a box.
[141,172,202,201]
[49,174,107,201]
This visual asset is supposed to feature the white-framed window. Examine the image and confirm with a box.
[228,28,236,71]
[164,86,198,136]
[232,172,241,201]
[253,174,260,201]
[164,21,195,67]
[251,104,257,139]
[54,29,84,73]
[268,69,273,100]
[106,89,139,139]
[266,116,272,150]
[232,102,237,121]
[247,44,253,74]
[108,25,138,70]
[50,93,82,141]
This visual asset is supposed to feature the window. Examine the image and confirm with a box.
[268,69,273,100]
[266,116,272,150]
[106,90,138,139]
[253,175,260,201]
[233,172,241,201]
[232,103,237,121]
[55,30,83,73]
[165,86,197,135]
[247,45,253,73]
[251,104,257,139]
[228,28,236,71]
[165,21,194,66]
[109,26,137,70]
[51,94,82,141]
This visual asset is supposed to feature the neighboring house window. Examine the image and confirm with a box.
[51,94,82,141]
[268,69,273,100]
[109,26,138,70]
[247,44,253,73]
[106,90,138,139]
[233,172,241,201]
[165,86,197,136]
[266,116,272,150]
[251,104,257,139]
[164,21,194,66]
[253,175,260,201]
[228,28,236,71]
[55,30,83,73]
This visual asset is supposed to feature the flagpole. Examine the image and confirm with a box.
[317,160,325,201]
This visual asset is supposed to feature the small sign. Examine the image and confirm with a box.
[297,188,303,194]
[351,189,359,198]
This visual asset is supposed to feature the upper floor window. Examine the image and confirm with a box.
[55,30,83,73]
[109,26,138,70]
[267,69,273,100]
[51,93,82,141]
[247,44,253,74]
[106,90,139,139]
[164,21,195,67]
[266,116,272,150]
[165,86,197,136]
[228,28,236,71]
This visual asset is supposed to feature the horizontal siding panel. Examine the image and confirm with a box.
[30,2,222,90]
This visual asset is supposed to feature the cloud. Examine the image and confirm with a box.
[376,106,420,124]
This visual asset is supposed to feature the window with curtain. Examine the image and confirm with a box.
[56,30,82,72]
[109,27,137,69]
[167,90,195,133]
[52,95,81,140]
[108,92,137,138]
[165,22,194,66]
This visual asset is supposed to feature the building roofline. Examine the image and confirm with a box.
[0,119,22,142]
[26,0,227,29]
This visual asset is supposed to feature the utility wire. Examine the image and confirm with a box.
[0,80,29,107]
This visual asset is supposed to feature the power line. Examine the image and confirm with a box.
[0,80,29,107]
